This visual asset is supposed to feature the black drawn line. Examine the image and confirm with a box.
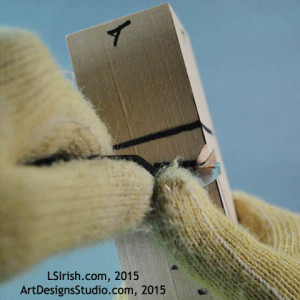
[113,120,213,150]
[107,20,131,46]
[202,122,213,134]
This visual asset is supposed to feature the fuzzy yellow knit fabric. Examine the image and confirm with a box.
[234,192,300,259]
[0,28,154,281]
[151,165,300,300]
[0,28,113,164]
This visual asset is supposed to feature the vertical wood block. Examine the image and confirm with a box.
[67,4,236,299]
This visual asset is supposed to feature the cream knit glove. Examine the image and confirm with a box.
[150,165,300,300]
[0,28,153,281]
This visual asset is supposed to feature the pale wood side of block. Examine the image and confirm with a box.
[169,7,237,221]
[115,232,178,299]
[116,231,215,300]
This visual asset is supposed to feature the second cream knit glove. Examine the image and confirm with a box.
[151,165,299,300]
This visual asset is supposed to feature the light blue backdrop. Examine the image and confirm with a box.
[1,1,299,299]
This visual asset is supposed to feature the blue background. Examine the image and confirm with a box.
[1,1,299,299]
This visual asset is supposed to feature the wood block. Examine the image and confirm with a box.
[67,3,236,299]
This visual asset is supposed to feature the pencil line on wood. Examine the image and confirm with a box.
[113,120,210,150]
